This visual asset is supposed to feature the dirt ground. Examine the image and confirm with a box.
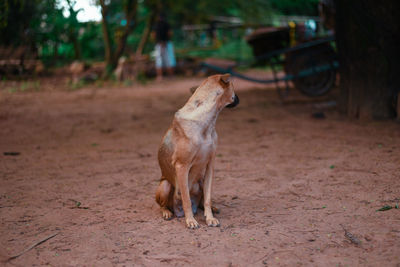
[0,75,399,266]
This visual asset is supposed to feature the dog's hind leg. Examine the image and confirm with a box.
[190,182,202,215]
[173,193,185,218]
[155,179,173,220]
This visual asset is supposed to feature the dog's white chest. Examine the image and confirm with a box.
[188,132,216,182]
[197,140,214,160]
[195,129,216,157]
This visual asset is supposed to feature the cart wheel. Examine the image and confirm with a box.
[286,45,336,97]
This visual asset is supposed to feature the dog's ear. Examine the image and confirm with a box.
[220,73,231,84]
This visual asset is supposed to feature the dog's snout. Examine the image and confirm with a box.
[226,94,239,108]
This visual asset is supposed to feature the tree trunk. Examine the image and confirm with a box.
[99,0,113,71]
[71,35,81,60]
[99,0,138,78]
[135,8,158,58]
[112,0,138,67]
[53,42,59,59]
[66,0,82,60]
[335,0,400,119]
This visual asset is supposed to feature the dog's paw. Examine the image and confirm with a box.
[162,208,173,220]
[186,218,200,229]
[206,217,220,227]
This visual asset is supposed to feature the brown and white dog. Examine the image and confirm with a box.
[155,74,239,229]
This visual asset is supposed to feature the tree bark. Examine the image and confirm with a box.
[99,0,138,77]
[112,0,138,67]
[53,42,59,59]
[135,8,158,58]
[335,0,400,119]
[99,0,112,69]
[66,0,81,60]
[71,35,81,60]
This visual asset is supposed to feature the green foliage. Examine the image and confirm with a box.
[0,0,320,68]
[79,22,104,60]
[0,0,54,46]
[164,0,272,25]
[215,38,253,61]
[179,36,253,62]
[125,2,151,53]
[269,0,319,16]
[0,0,10,28]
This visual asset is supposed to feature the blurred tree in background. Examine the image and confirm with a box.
[64,0,82,59]
[0,0,318,69]
[269,0,319,16]
[1,0,397,119]
[97,0,137,76]
[335,0,399,119]
[0,0,85,64]
[1,0,302,68]
[0,0,45,47]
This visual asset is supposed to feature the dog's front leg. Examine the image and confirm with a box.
[203,157,220,227]
[175,162,199,229]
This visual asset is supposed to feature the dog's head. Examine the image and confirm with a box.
[191,74,239,110]
[219,74,239,109]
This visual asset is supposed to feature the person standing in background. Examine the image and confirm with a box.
[153,13,176,81]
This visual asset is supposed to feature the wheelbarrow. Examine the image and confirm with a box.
[201,26,338,99]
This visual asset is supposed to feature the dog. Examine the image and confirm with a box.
[155,73,239,229]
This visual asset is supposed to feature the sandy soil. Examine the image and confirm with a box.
[0,76,399,266]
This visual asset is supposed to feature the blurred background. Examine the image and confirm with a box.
[0,0,323,75]
[0,0,398,119]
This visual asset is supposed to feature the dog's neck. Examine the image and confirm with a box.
[175,93,221,134]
